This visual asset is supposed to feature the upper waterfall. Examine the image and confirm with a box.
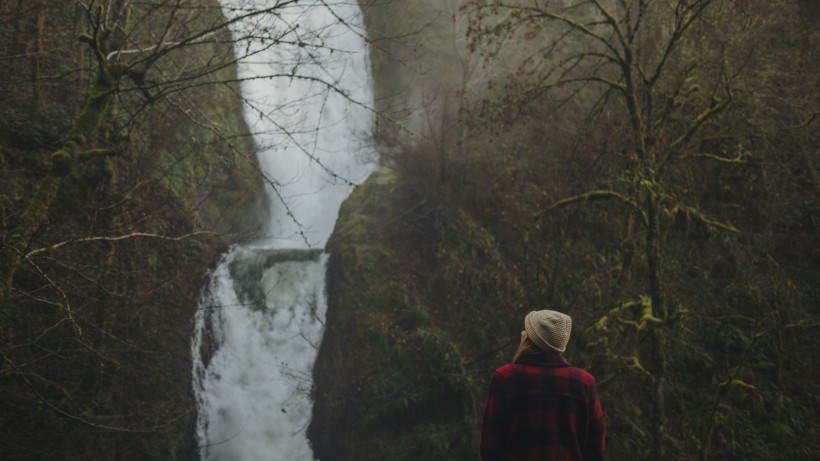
[225,0,377,249]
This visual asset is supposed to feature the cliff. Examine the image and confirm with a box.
[309,169,524,460]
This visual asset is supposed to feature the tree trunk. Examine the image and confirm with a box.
[0,65,115,301]
[646,190,667,459]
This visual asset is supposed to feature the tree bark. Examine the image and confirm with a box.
[646,190,667,459]
[0,65,115,301]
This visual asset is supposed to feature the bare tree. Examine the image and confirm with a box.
[0,0,373,458]
[463,0,817,458]
[0,0,376,299]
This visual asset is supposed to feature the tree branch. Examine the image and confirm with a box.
[25,231,218,258]
[533,189,648,225]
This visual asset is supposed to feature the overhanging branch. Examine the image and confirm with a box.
[25,231,217,258]
[533,189,648,225]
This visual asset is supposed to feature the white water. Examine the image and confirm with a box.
[192,1,376,459]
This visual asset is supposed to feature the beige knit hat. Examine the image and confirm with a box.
[524,310,572,353]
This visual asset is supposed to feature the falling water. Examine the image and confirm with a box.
[191,1,376,459]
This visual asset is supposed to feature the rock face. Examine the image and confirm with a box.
[308,164,524,461]
[358,0,464,137]
[310,169,436,461]
[307,4,516,459]
[309,170,409,460]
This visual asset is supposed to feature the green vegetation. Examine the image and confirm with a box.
[1,0,816,459]
[0,2,263,459]
[311,1,819,460]
[310,169,523,460]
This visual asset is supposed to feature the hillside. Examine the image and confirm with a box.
[310,1,819,460]
[0,2,264,459]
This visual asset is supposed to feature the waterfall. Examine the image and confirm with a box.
[191,1,376,459]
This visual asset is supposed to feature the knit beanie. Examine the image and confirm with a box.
[524,310,572,353]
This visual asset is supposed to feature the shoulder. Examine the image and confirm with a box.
[492,362,598,387]
[490,363,530,384]
[552,365,598,393]
[491,363,517,380]
[568,366,597,386]
[544,364,598,390]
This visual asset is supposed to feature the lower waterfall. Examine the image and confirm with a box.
[191,1,376,459]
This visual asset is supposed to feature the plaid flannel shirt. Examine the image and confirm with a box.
[480,352,606,461]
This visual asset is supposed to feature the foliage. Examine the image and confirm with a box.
[0,1,264,459]
[309,167,526,461]
[310,0,819,460]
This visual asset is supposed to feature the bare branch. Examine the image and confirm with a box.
[669,95,731,150]
[25,231,217,257]
[678,152,747,164]
[533,189,648,225]
[531,8,625,64]
[2,354,192,433]
[590,0,628,51]
[672,204,739,233]
[786,111,820,129]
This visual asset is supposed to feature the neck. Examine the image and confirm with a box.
[514,350,568,367]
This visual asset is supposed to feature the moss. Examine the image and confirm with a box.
[50,149,75,177]
[68,68,114,144]
[0,1,262,458]
[311,161,521,460]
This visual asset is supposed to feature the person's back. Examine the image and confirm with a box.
[480,310,606,461]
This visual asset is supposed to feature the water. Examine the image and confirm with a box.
[191,1,376,459]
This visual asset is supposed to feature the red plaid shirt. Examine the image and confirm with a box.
[480,352,606,461]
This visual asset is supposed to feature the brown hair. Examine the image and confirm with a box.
[513,332,541,363]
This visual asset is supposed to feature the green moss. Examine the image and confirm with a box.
[50,149,75,177]
[0,1,262,458]
[311,164,517,460]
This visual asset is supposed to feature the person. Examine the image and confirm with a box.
[480,310,606,461]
